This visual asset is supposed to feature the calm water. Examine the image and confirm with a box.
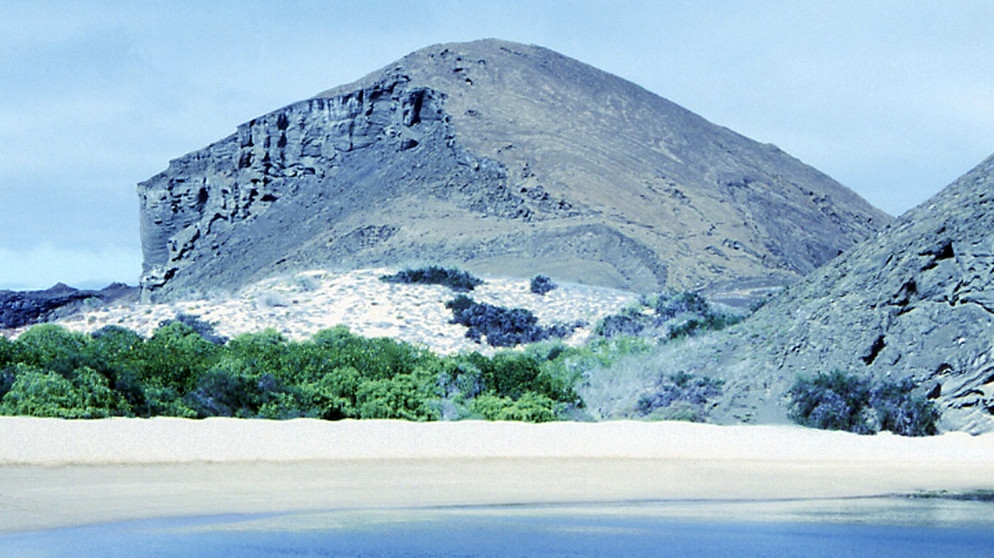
[3,498,993,557]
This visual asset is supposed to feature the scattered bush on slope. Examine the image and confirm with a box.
[594,290,744,340]
[446,295,581,347]
[529,274,557,295]
[787,370,940,436]
[380,265,484,292]
[635,371,725,422]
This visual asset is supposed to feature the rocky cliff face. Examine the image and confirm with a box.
[632,154,994,433]
[138,39,890,302]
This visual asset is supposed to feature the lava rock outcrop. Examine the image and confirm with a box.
[0,283,138,330]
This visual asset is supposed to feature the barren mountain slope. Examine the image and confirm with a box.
[610,154,994,433]
[139,39,889,302]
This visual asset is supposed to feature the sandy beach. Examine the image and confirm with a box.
[2,417,994,534]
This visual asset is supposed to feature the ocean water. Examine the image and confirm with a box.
[3,498,993,557]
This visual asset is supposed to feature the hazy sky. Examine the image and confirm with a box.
[2,1,992,290]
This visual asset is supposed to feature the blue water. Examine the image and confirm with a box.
[3,499,993,557]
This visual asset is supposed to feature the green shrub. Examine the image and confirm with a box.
[470,392,558,422]
[0,335,17,368]
[15,324,92,377]
[667,313,744,340]
[137,321,221,391]
[0,320,620,424]
[356,373,439,421]
[159,313,228,345]
[787,370,939,436]
[0,363,124,418]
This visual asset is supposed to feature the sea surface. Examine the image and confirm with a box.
[3,497,993,557]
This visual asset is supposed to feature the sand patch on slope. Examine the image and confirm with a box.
[50,269,637,354]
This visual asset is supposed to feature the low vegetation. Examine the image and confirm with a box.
[0,320,645,423]
[529,274,557,295]
[446,295,581,348]
[635,372,725,422]
[380,266,484,292]
[787,370,940,436]
[594,290,744,340]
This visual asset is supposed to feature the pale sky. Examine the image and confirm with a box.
[2,0,992,290]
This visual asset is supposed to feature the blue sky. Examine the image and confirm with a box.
[2,0,992,290]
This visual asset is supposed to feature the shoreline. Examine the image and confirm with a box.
[2,418,994,533]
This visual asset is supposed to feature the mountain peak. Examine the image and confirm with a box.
[137,40,889,302]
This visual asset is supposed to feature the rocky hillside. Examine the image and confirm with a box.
[138,39,889,303]
[608,154,994,433]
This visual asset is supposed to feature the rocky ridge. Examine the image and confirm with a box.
[138,39,889,302]
[0,283,138,330]
[616,154,994,433]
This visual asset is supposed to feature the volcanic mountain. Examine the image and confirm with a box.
[138,39,889,302]
[611,154,994,433]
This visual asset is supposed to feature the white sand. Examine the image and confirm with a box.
[2,418,994,533]
[3,417,994,464]
[44,269,637,355]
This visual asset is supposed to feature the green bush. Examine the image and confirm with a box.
[0,363,124,418]
[787,370,939,436]
[356,373,439,421]
[159,313,228,345]
[1,320,646,424]
[137,321,221,392]
[15,324,92,377]
[470,392,558,422]
[667,313,744,340]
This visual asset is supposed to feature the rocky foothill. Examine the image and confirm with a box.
[624,154,994,433]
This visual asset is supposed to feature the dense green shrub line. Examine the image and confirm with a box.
[787,370,940,436]
[380,266,484,292]
[0,321,644,423]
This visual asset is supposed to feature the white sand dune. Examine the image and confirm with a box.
[2,418,994,533]
[48,269,637,354]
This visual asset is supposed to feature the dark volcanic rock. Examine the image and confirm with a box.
[0,283,139,329]
[629,154,994,433]
[138,39,889,302]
